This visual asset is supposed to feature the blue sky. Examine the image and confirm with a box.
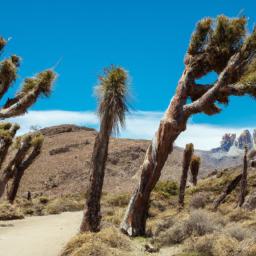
[1,0,256,149]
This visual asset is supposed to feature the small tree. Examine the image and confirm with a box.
[121,15,256,236]
[80,66,129,232]
[190,155,201,186]
[239,146,248,207]
[178,143,194,207]
[0,37,55,200]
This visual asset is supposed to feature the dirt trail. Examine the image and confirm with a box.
[0,211,182,256]
[0,211,82,256]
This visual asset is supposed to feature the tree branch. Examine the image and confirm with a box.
[0,70,56,118]
[0,123,19,169]
[184,53,242,116]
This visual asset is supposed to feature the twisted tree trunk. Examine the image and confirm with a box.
[179,144,194,207]
[0,135,32,198]
[7,143,42,204]
[239,147,248,207]
[80,112,111,232]
[120,69,192,236]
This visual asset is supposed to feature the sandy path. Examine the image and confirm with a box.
[0,211,83,256]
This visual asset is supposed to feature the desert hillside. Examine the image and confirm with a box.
[16,124,242,197]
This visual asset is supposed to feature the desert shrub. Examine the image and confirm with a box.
[46,197,83,214]
[0,202,24,220]
[105,193,130,207]
[186,210,217,236]
[154,221,189,246]
[39,196,49,204]
[225,225,253,241]
[235,238,256,256]
[154,180,178,197]
[190,193,208,209]
[153,217,175,236]
[60,227,132,256]
[243,191,256,211]
[228,208,251,222]
[188,233,237,256]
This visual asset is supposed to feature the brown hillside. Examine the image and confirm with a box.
[16,125,238,197]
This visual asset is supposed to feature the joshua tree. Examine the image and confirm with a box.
[239,146,248,207]
[0,37,56,200]
[121,15,256,236]
[178,143,194,207]
[7,133,44,203]
[80,66,129,232]
[190,155,201,186]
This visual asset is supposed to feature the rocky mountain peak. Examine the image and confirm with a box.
[235,129,253,150]
[211,129,254,154]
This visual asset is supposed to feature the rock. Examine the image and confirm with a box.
[211,130,254,154]
[243,191,256,210]
[235,130,253,150]
[211,133,236,153]
[253,129,256,145]
[49,147,70,155]
[145,244,159,253]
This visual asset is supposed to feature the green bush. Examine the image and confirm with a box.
[154,180,178,197]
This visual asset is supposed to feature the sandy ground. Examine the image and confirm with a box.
[0,211,83,256]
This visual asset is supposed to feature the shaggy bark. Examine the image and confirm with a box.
[179,144,194,207]
[238,147,248,207]
[80,112,111,232]
[120,69,193,236]
[213,174,242,210]
[7,142,42,203]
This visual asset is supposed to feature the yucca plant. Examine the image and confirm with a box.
[121,15,256,237]
[0,37,56,201]
[190,155,201,186]
[178,143,194,207]
[80,65,129,232]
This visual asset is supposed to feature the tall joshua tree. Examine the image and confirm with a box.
[239,146,248,207]
[121,15,256,236]
[80,66,129,232]
[178,143,194,207]
[0,37,55,200]
[190,155,201,186]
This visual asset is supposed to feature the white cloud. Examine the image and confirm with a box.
[7,110,254,151]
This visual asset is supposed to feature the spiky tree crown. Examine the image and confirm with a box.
[0,36,56,118]
[95,65,129,135]
[184,15,256,116]
[190,155,201,176]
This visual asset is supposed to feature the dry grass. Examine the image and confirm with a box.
[60,227,134,256]
[0,202,24,220]
[45,197,84,214]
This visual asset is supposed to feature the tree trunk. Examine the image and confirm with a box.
[120,69,192,236]
[80,113,111,233]
[0,135,32,199]
[239,148,248,207]
[213,174,242,210]
[179,144,193,207]
[7,144,41,204]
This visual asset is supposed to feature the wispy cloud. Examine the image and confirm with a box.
[7,110,254,151]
